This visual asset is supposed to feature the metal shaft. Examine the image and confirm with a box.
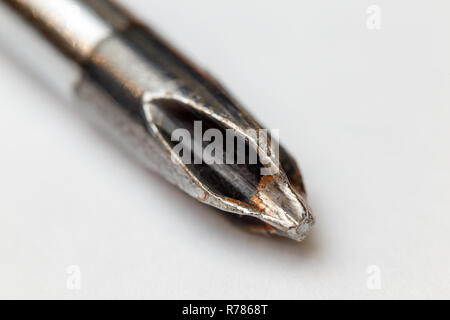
[0,0,314,241]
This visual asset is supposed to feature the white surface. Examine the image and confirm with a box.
[0,0,449,299]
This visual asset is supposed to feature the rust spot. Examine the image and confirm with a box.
[248,224,276,233]
[292,184,304,196]
[197,190,208,202]
[248,175,274,213]
[256,175,274,191]
[223,175,277,232]
[290,169,301,180]
[225,197,252,209]
[250,194,268,213]
[223,181,278,234]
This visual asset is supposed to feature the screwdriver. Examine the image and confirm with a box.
[0,0,314,241]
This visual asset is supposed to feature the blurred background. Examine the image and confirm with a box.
[0,0,449,299]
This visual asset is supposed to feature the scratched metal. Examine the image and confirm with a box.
[4,0,314,241]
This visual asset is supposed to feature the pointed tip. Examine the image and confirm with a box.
[247,172,314,241]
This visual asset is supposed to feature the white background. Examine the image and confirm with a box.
[0,0,449,299]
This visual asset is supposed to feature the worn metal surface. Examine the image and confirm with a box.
[2,0,314,241]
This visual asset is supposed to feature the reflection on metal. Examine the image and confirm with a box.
[2,0,314,241]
